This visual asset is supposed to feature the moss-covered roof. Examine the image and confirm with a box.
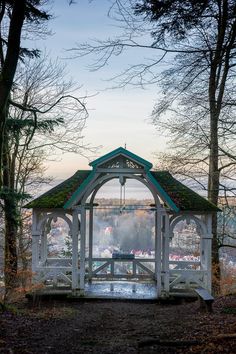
[25,170,91,209]
[150,171,219,212]
[25,169,219,212]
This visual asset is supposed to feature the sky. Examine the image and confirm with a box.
[32,0,167,180]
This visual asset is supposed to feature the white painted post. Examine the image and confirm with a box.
[162,212,170,294]
[31,210,40,282]
[161,214,165,291]
[40,230,47,264]
[79,205,86,294]
[155,208,162,298]
[200,233,205,271]
[32,233,40,273]
[88,205,93,281]
[72,208,79,293]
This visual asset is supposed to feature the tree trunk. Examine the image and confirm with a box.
[18,220,30,288]
[208,95,220,294]
[4,192,19,293]
[2,135,19,294]
[0,0,25,186]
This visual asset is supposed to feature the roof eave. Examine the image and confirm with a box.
[63,170,96,209]
[146,171,180,213]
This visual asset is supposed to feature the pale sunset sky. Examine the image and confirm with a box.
[33,0,167,180]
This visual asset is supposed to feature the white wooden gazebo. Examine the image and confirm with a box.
[25,147,219,298]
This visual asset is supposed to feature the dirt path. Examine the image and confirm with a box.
[0,296,236,353]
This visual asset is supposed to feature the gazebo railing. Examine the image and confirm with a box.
[169,269,208,289]
[35,257,73,287]
[169,260,201,270]
[86,257,156,279]
[33,257,208,291]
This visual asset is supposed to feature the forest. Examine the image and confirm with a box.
[0,1,236,353]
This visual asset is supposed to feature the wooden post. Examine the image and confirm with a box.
[72,208,79,293]
[40,230,47,264]
[88,205,93,282]
[162,212,170,295]
[200,232,205,271]
[32,233,40,273]
[155,208,162,297]
[31,210,40,282]
[161,214,165,291]
[79,205,86,294]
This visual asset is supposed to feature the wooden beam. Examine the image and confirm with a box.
[79,206,86,293]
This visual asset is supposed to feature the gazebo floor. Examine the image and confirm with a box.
[27,281,197,301]
[84,281,158,300]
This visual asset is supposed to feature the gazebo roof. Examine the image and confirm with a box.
[25,169,219,212]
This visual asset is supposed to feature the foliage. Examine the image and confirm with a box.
[60,235,73,258]
[134,0,209,41]
[0,1,51,184]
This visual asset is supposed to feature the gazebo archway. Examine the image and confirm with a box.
[25,147,219,298]
[81,174,161,291]
[75,167,165,296]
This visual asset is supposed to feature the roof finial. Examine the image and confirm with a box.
[124,143,127,149]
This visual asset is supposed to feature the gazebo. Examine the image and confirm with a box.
[25,147,219,298]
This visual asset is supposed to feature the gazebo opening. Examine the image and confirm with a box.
[170,219,201,263]
[86,178,157,282]
[47,217,72,258]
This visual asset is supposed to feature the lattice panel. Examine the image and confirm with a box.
[100,156,143,169]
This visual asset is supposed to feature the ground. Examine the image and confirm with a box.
[0,295,236,354]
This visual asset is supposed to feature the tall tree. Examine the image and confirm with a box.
[0,0,50,187]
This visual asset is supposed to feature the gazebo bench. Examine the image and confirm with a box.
[194,287,214,312]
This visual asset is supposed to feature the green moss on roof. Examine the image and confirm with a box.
[24,170,91,209]
[25,169,219,212]
[151,171,219,212]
